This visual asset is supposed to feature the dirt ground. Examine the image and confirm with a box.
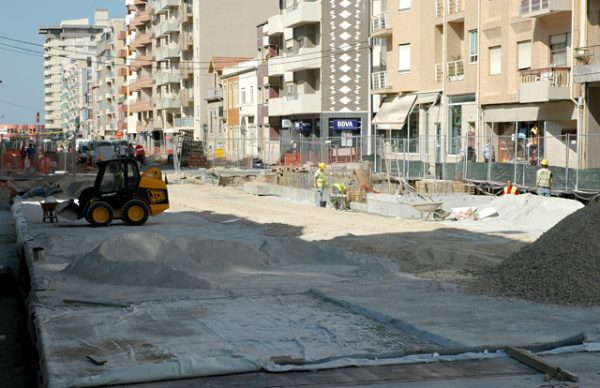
[168,182,530,281]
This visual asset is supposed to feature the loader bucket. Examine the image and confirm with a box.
[57,200,80,221]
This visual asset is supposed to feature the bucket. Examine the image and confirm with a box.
[319,201,326,208]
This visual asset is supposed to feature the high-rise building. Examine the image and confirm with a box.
[93,19,127,140]
[39,10,108,136]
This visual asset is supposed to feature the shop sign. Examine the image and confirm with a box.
[332,119,359,130]
[215,147,225,159]
[116,131,124,138]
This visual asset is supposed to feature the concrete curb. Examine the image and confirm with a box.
[10,197,50,388]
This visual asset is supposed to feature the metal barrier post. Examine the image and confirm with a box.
[565,133,569,191]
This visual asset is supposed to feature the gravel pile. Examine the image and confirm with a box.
[472,202,600,305]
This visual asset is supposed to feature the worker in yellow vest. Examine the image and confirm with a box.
[536,159,553,197]
[313,162,327,207]
[502,180,519,195]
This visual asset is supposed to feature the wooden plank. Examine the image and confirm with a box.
[505,346,579,382]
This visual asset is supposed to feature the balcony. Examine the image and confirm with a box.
[118,31,127,40]
[155,71,181,85]
[119,86,128,94]
[180,31,193,50]
[284,0,320,28]
[132,11,151,27]
[154,0,179,14]
[447,60,464,81]
[175,116,194,128]
[268,92,321,116]
[371,71,390,91]
[118,49,128,58]
[155,94,181,110]
[155,18,180,37]
[181,62,194,78]
[268,47,321,75]
[181,4,193,21]
[132,32,153,48]
[207,87,223,101]
[371,12,391,38]
[519,67,571,103]
[118,67,129,76]
[447,0,464,16]
[130,76,152,91]
[119,104,129,113]
[519,0,571,18]
[267,14,284,36]
[156,45,181,61]
[130,98,153,112]
[131,55,153,70]
[180,88,193,106]
[574,46,600,84]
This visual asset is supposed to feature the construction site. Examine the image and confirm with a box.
[2,153,600,387]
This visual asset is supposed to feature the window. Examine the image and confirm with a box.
[449,105,462,155]
[241,87,246,104]
[517,41,531,70]
[550,33,570,66]
[489,46,501,75]
[398,43,411,73]
[399,0,411,11]
[469,30,478,63]
[250,86,254,103]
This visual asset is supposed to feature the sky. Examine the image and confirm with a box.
[0,1,126,124]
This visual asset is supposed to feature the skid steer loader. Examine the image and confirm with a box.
[57,158,169,226]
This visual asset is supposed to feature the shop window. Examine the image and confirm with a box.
[449,105,462,154]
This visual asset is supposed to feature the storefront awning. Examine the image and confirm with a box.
[372,94,417,129]
[415,92,440,105]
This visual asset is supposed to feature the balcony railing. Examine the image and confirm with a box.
[371,71,390,90]
[574,45,600,83]
[175,116,194,128]
[435,0,443,18]
[371,12,389,34]
[286,0,318,12]
[447,60,464,81]
[519,0,571,17]
[520,67,570,87]
[207,87,223,101]
[447,0,464,15]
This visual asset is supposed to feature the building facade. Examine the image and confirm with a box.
[264,0,370,159]
[93,19,127,140]
[370,0,598,178]
[39,10,108,136]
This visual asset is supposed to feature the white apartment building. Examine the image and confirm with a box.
[39,10,108,135]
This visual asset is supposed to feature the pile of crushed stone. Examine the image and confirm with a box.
[62,232,356,289]
[471,202,600,305]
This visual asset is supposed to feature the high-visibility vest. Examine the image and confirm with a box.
[315,171,326,189]
[503,185,518,195]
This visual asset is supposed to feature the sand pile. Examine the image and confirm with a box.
[472,202,600,305]
[63,232,355,289]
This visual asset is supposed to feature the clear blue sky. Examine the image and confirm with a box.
[0,1,125,124]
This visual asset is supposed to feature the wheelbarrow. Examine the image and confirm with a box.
[407,201,449,221]
[40,201,58,223]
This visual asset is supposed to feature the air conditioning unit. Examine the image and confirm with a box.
[281,119,292,129]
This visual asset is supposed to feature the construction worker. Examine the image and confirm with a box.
[331,182,348,210]
[502,180,519,195]
[536,159,553,197]
[313,162,327,207]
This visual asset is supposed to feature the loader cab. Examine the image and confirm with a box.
[94,159,140,207]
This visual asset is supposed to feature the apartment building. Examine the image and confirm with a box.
[39,11,107,135]
[93,19,127,140]
[264,0,370,148]
[370,0,598,176]
[125,0,278,155]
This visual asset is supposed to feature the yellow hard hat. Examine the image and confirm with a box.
[540,159,549,166]
[319,162,326,169]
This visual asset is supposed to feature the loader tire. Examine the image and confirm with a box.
[122,199,150,226]
[86,201,113,227]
